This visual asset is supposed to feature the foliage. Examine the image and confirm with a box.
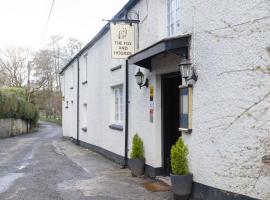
[39,116,62,125]
[0,87,27,100]
[130,134,145,159]
[170,137,189,175]
[0,88,39,123]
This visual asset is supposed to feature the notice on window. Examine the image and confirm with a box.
[110,23,135,59]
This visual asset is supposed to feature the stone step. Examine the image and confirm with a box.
[156,176,172,187]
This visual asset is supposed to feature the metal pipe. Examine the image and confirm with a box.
[123,60,129,168]
[76,57,80,145]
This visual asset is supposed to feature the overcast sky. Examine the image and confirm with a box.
[0,0,129,50]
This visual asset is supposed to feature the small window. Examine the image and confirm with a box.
[70,65,74,89]
[82,54,88,84]
[113,86,124,125]
[179,85,192,132]
[61,75,65,98]
[167,0,180,36]
[82,103,87,132]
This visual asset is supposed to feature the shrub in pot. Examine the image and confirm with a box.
[129,133,145,176]
[170,137,193,200]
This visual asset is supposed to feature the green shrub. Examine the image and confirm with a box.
[130,133,144,159]
[0,87,39,123]
[0,87,27,100]
[170,137,189,175]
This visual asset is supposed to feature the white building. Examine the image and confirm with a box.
[60,0,270,199]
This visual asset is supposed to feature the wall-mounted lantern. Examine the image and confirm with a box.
[135,68,149,89]
[178,58,197,133]
[178,58,198,85]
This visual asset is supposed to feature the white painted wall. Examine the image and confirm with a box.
[128,0,270,199]
[61,61,77,139]
[77,30,127,157]
[178,1,270,199]
[61,0,270,199]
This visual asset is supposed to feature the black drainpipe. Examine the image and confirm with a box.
[123,59,129,168]
[76,57,80,145]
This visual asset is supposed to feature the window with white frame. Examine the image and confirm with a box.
[113,86,124,125]
[167,0,180,36]
[71,65,74,89]
[81,103,87,132]
[82,53,88,84]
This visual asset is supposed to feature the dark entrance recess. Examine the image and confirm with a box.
[162,72,182,175]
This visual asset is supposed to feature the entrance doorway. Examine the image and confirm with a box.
[162,72,182,175]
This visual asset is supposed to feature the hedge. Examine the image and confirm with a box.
[0,88,39,123]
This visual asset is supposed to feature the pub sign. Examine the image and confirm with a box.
[110,23,135,59]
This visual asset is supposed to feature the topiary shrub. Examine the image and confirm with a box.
[170,137,189,175]
[130,133,144,159]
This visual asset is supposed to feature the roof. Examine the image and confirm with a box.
[60,0,139,74]
[128,34,191,70]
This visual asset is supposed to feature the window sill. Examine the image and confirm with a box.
[81,127,87,132]
[110,65,122,71]
[82,81,88,85]
[109,124,123,131]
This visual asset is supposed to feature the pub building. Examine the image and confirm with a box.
[60,0,270,199]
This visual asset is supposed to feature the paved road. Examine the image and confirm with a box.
[0,122,173,200]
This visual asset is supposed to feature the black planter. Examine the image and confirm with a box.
[170,173,193,200]
[128,158,145,176]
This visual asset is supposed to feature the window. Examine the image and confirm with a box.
[114,86,124,125]
[82,54,88,84]
[167,0,180,36]
[70,65,74,89]
[60,75,65,99]
[81,103,87,132]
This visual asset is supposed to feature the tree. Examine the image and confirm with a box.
[0,47,31,87]
[63,37,83,62]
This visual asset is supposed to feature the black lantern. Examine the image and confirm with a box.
[178,58,198,85]
[135,68,149,89]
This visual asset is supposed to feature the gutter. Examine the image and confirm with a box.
[76,57,80,145]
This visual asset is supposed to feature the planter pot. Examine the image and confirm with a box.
[129,158,145,176]
[170,173,193,200]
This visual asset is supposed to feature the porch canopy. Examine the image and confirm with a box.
[128,35,191,70]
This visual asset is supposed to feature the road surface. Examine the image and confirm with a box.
[0,121,173,200]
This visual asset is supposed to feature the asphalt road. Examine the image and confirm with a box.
[0,121,173,200]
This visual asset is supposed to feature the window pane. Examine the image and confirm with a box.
[114,87,124,124]
[84,55,88,81]
[167,0,180,36]
[115,89,119,121]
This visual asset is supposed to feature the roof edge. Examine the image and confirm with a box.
[60,0,139,74]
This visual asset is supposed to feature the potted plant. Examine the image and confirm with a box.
[170,137,193,200]
[129,133,145,176]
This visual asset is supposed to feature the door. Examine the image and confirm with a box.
[162,72,181,175]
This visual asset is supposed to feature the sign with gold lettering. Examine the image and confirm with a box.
[110,23,135,59]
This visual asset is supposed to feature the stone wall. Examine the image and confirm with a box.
[0,118,28,138]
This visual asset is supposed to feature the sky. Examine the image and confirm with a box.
[0,0,129,50]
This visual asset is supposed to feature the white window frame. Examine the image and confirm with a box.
[82,53,88,83]
[81,103,87,132]
[167,0,180,36]
[113,86,124,125]
[71,65,74,89]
